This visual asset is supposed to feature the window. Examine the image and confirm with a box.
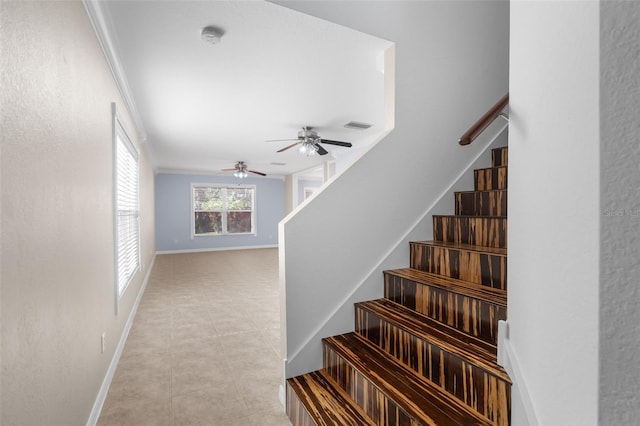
[112,104,140,302]
[192,184,255,237]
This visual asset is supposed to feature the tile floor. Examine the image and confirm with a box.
[98,248,291,426]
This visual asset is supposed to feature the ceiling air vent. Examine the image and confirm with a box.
[270,162,287,166]
[344,121,372,130]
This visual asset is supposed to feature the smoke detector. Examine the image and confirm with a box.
[201,26,224,45]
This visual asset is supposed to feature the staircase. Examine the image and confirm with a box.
[287,147,511,426]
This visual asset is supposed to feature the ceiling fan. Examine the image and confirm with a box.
[267,126,352,156]
[221,161,266,178]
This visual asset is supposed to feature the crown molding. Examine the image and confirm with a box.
[82,0,154,163]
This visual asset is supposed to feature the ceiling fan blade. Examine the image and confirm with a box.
[266,138,299,142]
[316,145,329,156]
[277,142,300,152]
[248,170,267,176]
[320,139,352,148]
[221,168,238,171]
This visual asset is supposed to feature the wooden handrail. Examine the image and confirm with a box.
[458,93,509,146]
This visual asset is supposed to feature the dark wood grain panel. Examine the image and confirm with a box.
[386,267,507,305]
[492,147,508,167]
[455,190,507,217]
[287,371,377,426]
[475,166,507,191]
[355,301,510,425]
[433,216,507,249]
[410,241,507,290]
[323,333,493,426]
[384,269,507,346]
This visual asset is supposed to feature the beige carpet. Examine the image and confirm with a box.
[98,248,290,426]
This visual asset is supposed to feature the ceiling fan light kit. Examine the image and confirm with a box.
[298,141,319,156]
[221,161,266,178]
[269,126,353,157]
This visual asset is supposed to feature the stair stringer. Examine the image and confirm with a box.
[283,125,508,380]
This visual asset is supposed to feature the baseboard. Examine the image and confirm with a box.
[86,254,156,426]
[156,244,278,255]
[498,321,539,426]
[279,384,287,411]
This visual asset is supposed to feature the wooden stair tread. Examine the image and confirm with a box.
[455,189,507,194]
[287,371,377,426]
[325,332,493,426]
[411,240,507,256]
[384,267,507,306]
[475,165,507,172]
[356,299,510,380]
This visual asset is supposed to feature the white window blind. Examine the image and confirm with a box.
[113,104,140,300]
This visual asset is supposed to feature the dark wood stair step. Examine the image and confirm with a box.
[356,298,505,369]
[455,189,507,217]
[385,267,507,305]
[492,147,508,167]
[323,332,495,426]
[384,268,506,346]
[475,166,507,191]
[433,216,507,249]
[355,300,510,424]
[409,240,507,290]
[286,370,377,426]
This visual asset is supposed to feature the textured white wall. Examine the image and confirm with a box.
[600,2,640,424]
[509,1,600,424]
[275,1,509,377]
[1,2,155,424]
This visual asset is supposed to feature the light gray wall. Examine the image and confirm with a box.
[155,173,284,252]
[275,1,509,378]
[508,1,600,424]
[600,1,640,424]
[1,2,155,424]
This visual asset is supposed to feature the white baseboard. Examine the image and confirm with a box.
[86,254,156,426]
[498,320,539,426]
[156,244,278,255]
[279,384,286,411]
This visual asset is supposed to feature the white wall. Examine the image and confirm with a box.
[1,2,155,424]
[275,1,509,378]
[599,2,640,424]
[508,1,600,424]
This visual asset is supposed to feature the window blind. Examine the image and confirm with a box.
[114,113,140,298]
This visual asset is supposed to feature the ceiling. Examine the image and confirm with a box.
[96,0,391,178]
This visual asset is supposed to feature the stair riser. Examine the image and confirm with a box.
[355,308,510,425]
[323,345,421,426]
[286,383,318,426]
[410,243,507,290]
[384,273,507,346]
[433,216,507,249]
[455,190,507,217]
[287,373,377,426]
[492,147,508,168]
[475,167,507,191]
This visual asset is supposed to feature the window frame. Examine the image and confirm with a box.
[112,103,140,312]
[191,183,257,238]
